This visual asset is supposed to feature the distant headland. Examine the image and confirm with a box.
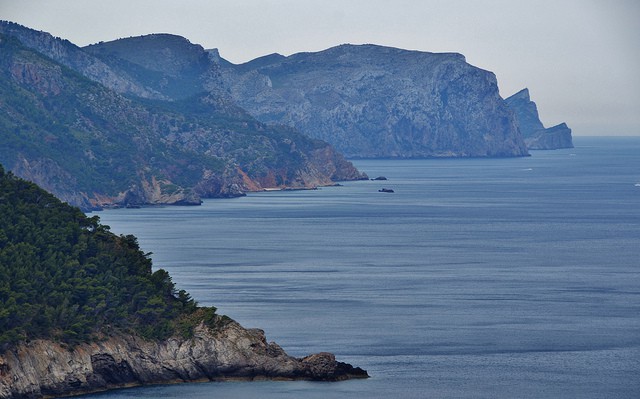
[1,21,571,211]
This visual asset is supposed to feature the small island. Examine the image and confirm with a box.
[0,166,367,399]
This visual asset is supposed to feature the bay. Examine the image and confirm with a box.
[89,137,640,398]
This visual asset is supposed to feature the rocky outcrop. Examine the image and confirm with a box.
[523,122,573,150]
[0,320,367,399]
[8,155,206,210]
[10,156,97,211]
[216,44,530,158]
[505,88,573,149]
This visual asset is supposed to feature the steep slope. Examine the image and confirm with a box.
[0,167,367,398]
[0,21,164,99]
[216,44,529,158]
[83,33,226,100]
[504,88,573,149]
[0,28,365,210]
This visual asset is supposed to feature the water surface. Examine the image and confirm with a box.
[92,137,640,398]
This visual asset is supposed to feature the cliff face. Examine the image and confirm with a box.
[0,24,365,210]
[504,88,573,149]
[217,44,529,158]
[0,320,367,399]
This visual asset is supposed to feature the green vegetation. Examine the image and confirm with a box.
[0,165,222,346]
[0,31,341,209]
[0,33,222,196]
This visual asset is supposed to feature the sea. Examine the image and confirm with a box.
[88,137,640,399]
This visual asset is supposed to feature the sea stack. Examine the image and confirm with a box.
[505,88,573,150]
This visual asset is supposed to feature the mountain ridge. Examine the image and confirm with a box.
[83,34,218,100]
[0,22,366,210]
[1,20,575,212]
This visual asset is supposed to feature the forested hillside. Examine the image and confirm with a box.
[0,165,220,347]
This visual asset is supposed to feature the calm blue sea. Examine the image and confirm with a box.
[89,137,640,398]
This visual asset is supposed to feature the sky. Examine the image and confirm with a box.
[1,0,639,136]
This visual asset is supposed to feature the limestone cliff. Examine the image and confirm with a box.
[216,44,529,158]
[504,88,573,149]
[0,320,367,399]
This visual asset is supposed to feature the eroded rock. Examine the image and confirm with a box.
[0,320,368,399]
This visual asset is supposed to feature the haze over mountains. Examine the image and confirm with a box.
[217,44,529,158]
[0,22,364,210]
[0,21,572,209]
[505,89,573,150]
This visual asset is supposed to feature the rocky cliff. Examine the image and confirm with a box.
[504,88,573,149]
[0,24,366,210]
[216,44,530,158]
[0,320,367,399]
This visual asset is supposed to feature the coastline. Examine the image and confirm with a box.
[0,319,367,399]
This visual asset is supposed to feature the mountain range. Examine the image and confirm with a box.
[0,22,364,210]
[0,21,572,209]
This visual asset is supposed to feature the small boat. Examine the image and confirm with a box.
[378,188,394,193]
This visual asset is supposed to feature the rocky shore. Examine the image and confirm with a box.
[0,319,367,399]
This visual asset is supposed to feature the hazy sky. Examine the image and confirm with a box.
[1,0,639,136]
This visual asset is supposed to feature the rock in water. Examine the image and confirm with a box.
[504,88,573,149]
[0,320,368,398]
[216,44,529,158]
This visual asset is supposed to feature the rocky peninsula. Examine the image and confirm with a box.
[0,320,367,399]
[0,166,367,399]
